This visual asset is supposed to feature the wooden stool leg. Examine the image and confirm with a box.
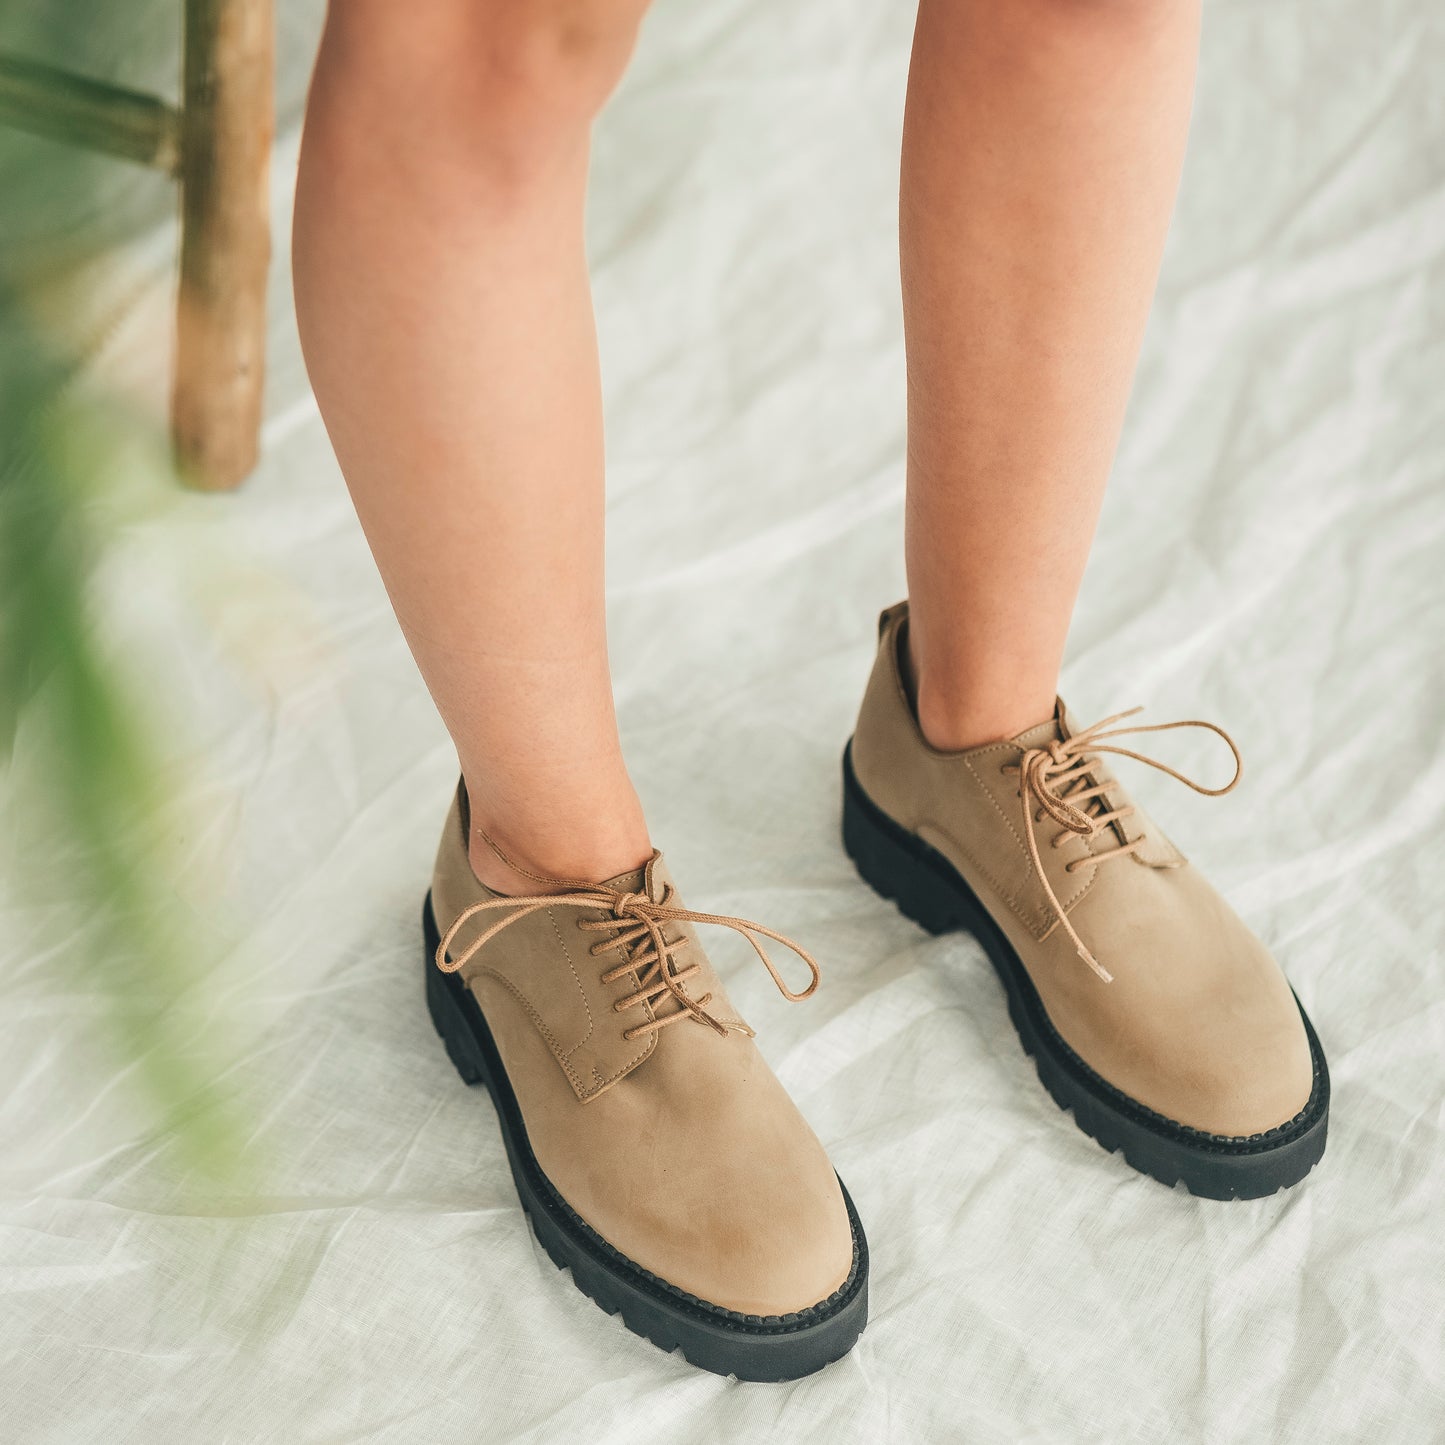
[172,0,274,491]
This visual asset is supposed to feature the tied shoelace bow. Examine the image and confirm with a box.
[1004,708,1243,985]
[435,834,821,1042]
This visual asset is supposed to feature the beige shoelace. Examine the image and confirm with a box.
[1003,707,1243,984]
[435,835,821,1041]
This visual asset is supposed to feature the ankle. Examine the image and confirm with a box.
[464,797,653,897]
[913,687,1055,752]
[903,625,1056,752]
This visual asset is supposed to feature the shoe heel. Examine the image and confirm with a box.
[842,740,963,936]
[423,891,490,1087]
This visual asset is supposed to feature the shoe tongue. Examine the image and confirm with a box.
[1010,698,1068,751]
[598,851,671,903]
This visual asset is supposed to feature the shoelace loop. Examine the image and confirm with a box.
[435,836,820,1041]
[1006,707,1242,984]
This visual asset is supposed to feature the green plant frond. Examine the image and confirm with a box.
[2,277,249,1186]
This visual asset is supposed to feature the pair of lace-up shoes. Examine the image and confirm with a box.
[423,602,1329,1381]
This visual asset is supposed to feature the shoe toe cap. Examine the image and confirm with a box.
[1156,1020,1318,1139]
[1090,979,1319,1140]
[611,1154,858,1318]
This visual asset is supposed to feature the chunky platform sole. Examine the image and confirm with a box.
[842,740,1329,1201]
[423,893,868,1381]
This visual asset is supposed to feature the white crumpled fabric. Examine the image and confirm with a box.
[3,1,1443,1440]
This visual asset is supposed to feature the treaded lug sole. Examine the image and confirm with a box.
[841,739,1329,1202]
[422,893,868,1380]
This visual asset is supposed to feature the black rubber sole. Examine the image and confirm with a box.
[841,740,1329,1200]
[423,893,868,1381]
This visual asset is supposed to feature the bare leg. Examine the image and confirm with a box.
[901,0,1201,749]
[293,0,652,892]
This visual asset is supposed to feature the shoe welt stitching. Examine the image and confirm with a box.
[525,1153,869,1333]
[1041,1002,1327,1152]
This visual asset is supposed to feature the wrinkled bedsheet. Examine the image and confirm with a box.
[3,1,1443,1440]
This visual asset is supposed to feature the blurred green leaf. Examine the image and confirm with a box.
[1,266,245,1181]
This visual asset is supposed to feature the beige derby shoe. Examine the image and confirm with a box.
[843,601,1327,1198]
[424,781,867,1379]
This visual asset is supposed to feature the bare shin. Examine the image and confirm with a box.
[901,0,1201,748]
[293,0,654,892]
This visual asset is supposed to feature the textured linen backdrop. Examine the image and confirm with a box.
[3,1,1443,1440]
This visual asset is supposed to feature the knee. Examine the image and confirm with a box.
[317,0,651,156]
[467,0,652,124]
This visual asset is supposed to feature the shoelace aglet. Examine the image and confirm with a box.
[697,1009,729,1037]
[1078,944,1113,985]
